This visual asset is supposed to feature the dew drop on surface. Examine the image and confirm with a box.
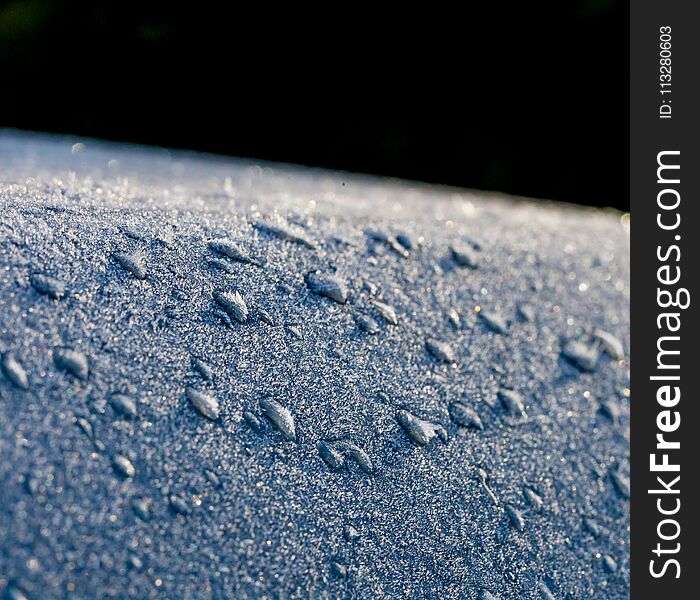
[425,338,455,363]
[213,290,249,323]
[450,244,479,268]
[1,352,29,390]
[54,348,89,380]
[561,340,599,372]
[113,455,136,479]
[448,402,483,430]
[114,250,147,279]
[186,388,220,420]
[110,394,138,418]
[259,397,296,441]
[396,410,448,446]
[29,273,66,299]
[305,272,348,304]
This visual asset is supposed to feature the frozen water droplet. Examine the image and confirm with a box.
[318,441,345,470]
[257,308,275,326]
[111,394,138,418]
[305,272,348,304]
[133,498,151,521]
[114,249,147,279]
[127,554,143,570]
[30,273,66,299]
[450,244,479,268]
[259,397,296,441]
[479,311,508,334]
[54,348,89,380]
[243,411,263,432]
[599,399,620,425]
[517,303,535,322]
[1,352,29,390]
[425,338,455,363]
[593,328,624,360]
[214,290,249,323]
[254,221,316,249]
[192,358,214,382]
[479,590,500,600]
[602,554,617,573]
[610,469,630,498]
[344,525,360,542]
[330,560,348,579]
[498,389,526,417]
[76,416,94,440]
[448,402,483,430]
[397,410,448,446]
[355,313,379,334]
[583,517,600,537]
[523,486,543,510]
[505,504,525,531]
[448,308,461,329]
[169,493,191,515]
[538,581,556,600]
[186,388,220,420]
[113,455,136,478]
[561,340,599,371]
[285,324,303,339]
[208,239,262,266]
[371,299,398,325]
[338,442,374,473]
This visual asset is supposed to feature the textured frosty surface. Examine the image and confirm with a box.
[0,131,629,598]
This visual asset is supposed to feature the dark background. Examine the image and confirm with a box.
[0,1,628,210]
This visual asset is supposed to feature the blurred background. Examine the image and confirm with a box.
[0,1,628,210]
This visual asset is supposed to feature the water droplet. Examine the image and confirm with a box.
[243,410,263,432]
[305,272,348,304]
[593,328,624,360]
[523,486,543,510]
[583,517,600,537]
[517,303,535,322]
[561,340,599,372]
[133,498,151,521]
[169,493,191,515]
[397,410,448,446]
[480,311,508,334]
[602,554,617,573]
[114,249,147,279]
[448,402,483,430]
[113,455,136,478]
[254,221,316,249]
[54,348,89,380]
[610,469,630,499]
[505,504,525,531]
[343,525,360,542]
[30,273,66,299]
[599,399,620,425]
[213,290,249,323]
[318,441,345,470]
[330,560,348,579]
[450,244,479,268]
[192,358,214,382]
[259,397,296,441]
[186,388,220,420]
[538,581,556,600]
[355,313,379,334]
[1,352,29,390]
[338,442,374,473]
[371,299,398,325]
[208,239,262,266]
[425,338,455,363]
[111,394,138,418]
[498,389,526,417]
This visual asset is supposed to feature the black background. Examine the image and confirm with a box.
[0,1,628,209]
